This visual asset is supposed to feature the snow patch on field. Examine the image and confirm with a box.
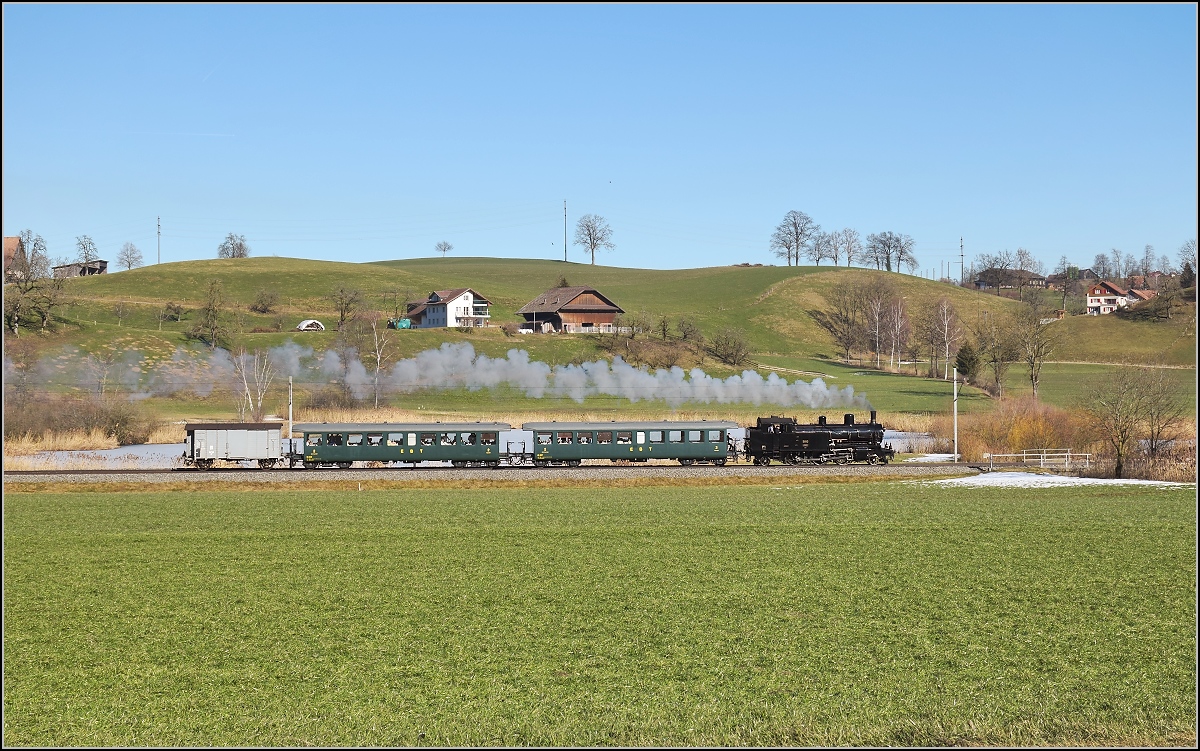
[926,471,1194,488]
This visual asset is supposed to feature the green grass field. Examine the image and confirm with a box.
[4,482,1195,746]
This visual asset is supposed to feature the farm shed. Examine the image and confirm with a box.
[516,286,624,333]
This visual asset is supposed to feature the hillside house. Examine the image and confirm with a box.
[52,259,108,278]
[406,288,492,328]
[3,236,21,281]
[517,286,624,333]
[973,267,1046,291]
[1085,281,1156,315]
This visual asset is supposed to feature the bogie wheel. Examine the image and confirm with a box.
[533,459,549,468]
[488,461,501,469]
[451,460,466,468]
[303,461,319,470]
[567,460,582,468]
[713,458,726,466]
[679,459,695,467]
[337,461,353,469]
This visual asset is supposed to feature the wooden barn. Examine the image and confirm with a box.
[517,286,624,333]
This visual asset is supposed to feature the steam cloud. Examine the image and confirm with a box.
[6,341,871,409]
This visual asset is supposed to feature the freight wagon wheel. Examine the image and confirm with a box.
[337,461,353,469]
[258,459,277,470]
[196,459,214,471]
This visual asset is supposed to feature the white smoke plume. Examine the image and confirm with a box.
[13,340,871,409]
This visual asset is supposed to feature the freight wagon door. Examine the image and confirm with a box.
[226,430,249,460]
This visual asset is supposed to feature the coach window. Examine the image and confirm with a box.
[617,431,632,444]
[420,433,435,446]
[367,433,383,447]
[536,432,552,445]
[347,434,363,447]
[327,433,344,446]
[578,432,592,445]
[439,433,456,446]
[557,432,573,444]
[648,431,663,443]
[707,430,723,443]
[688,430,702,442]
[597,431,613,445]
[462,432,477,445]
[668,430,683,443]
[480,432,497,445]
[387,433,405,446]
[306,434,323,446]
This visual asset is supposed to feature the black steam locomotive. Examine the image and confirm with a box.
[743,410,895,465]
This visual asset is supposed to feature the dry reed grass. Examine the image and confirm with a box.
[2,451,162,472]
[2,429,118,456]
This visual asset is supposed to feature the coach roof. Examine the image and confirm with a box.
[521,421,738,431]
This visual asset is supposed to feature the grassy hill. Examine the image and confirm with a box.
[5,257,1196,428]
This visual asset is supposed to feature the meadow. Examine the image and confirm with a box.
[3,481,1195,746]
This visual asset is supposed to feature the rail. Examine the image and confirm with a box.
[981,449,1091,471]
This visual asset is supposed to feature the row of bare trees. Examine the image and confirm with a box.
[813,277,1064,400]
[769,211,918,272]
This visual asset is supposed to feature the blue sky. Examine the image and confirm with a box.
[3,4,1196,275]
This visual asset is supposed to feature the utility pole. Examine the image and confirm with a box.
[157,216,161,264]
[960,236,964,286]
[563,200,567,262]
[953,367,959,463]
[288,376,293,444]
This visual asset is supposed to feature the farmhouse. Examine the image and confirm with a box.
[52,259,108,278]
[973,267,1046,291]
[406,288,492,328]
[1085,281,1156,315]
[517,286,624,333]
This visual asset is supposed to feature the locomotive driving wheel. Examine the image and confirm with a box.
[868,455,879,465]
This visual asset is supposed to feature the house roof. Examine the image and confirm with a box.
[1090,280,1129,296]
[1129,288,1158,301]
[427,288,490,305]
[516,286,624,315]
[3,236,20,272]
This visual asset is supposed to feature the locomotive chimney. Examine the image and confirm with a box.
[818,415,826,426]
[844,413,854,425]
[870,410,877,424]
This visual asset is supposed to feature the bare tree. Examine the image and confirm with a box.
[5,231,53,337]
[75,235,99,264]
[329,287,365,330]
[435,241,453,258]
[250,288,280,314]
[655,313,672,340]
[1092,252,1113,280]
[1013,247,1043,298]
[970,311,1017,399]
[344,312,396,408]
[839,228,862,268]
[911,305,942,378]
[807,231,835,266]
[1177,239,1197,274]
[1088,366,1146,479]
[117,242,143,271]
[769,210,819,267]
[934,298,962,380]
[810,281,865,361]
[976,250,1015,294]
[217,233,251,259]
[1015,300,1058,399]
[711,328,751,366]
[574,214,615,265]
[1138,365,1187,457]
[676,317,703,345]
[113,301,130,327]
[866,231,917,273]
[232,347,276,422]
[885,297,910,370]
[187,279,233,348]
[860,277,895,368]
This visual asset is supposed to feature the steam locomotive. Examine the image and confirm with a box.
[182,411,895,469]
[743,410,895,465]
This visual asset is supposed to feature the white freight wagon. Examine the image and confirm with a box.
[183,422,285,470]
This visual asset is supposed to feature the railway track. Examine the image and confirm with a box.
[4,462,978,484]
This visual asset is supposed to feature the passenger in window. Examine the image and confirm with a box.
[421,434,435,446]
[464,433,477,445]
[578,433,591,445]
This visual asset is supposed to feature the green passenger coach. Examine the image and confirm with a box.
[521,421,738,466]
[293,422,512,468]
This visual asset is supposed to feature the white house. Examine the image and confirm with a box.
[406,288,491,328]
[1086,281,1158,315]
